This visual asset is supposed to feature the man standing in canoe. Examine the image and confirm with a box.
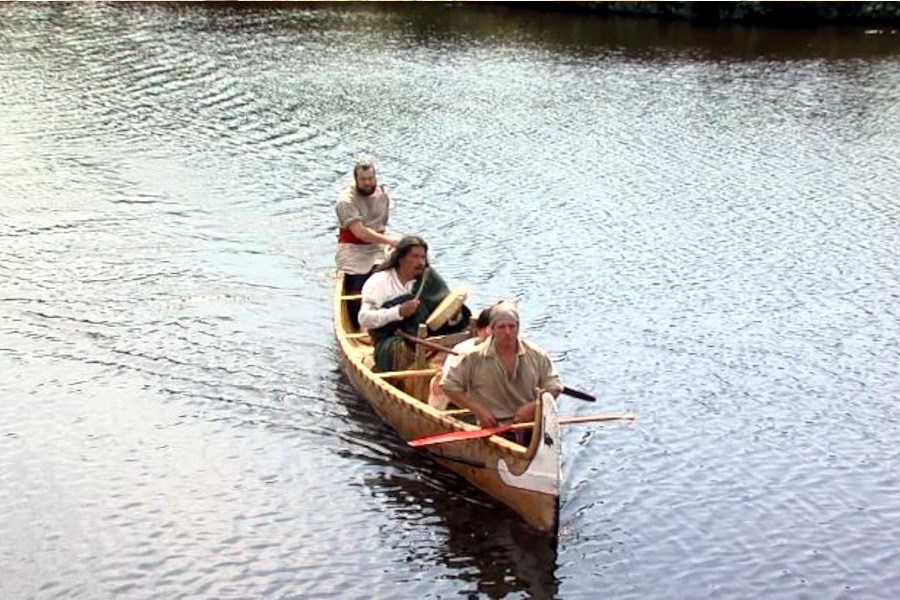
[336,159,399,328]
[359,236,470,372]
[441,301,563,427]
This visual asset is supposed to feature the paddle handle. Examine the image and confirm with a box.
[397,330,460,355]
[414,267,430,300]
[509,412,635,429]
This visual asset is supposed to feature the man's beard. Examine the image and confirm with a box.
[356,181,376,195]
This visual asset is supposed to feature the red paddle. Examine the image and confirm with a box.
[409,424,518,447]
[408,412,635,447]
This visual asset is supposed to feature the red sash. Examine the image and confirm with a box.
[337,228,368,244]
[337,185,388,245]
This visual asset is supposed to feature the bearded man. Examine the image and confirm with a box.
[335,159,399,328]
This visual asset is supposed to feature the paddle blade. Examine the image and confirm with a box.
[561,387,596,402]
[408,425,513,448]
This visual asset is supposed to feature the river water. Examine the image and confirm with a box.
[2,3,899,598]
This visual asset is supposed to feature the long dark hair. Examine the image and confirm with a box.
[378,235,429,272]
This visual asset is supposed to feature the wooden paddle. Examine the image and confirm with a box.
[397,330,459,355]
[414,267,430,300]
[408,411,635,447]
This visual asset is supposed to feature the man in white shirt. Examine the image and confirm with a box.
[359,236,468,372]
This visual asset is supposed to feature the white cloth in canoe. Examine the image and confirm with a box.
[427,336,483,409]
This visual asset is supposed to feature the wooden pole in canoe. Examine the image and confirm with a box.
[396,330,459,355]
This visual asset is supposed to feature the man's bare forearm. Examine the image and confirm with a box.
[349,221,395,246]
[444,389,497,427]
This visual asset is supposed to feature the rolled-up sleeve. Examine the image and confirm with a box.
[440,353,470,395]
[538,352,563,395]
[336,188,361,228]
[358,273,403,330]
[358,299,402,329]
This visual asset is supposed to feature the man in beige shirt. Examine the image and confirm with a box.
[441,301,563,427]
[335,160,398,274]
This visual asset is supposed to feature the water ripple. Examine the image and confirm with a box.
[2,3,900,599]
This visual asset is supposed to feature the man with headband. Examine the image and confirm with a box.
[440,301,563,428]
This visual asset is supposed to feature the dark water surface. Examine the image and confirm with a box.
[2,3,899,598]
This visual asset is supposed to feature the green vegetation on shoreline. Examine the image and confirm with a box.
[519,2,900,26]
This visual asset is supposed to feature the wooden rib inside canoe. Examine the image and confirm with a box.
[372,368,438,379]
[438,408,471,416]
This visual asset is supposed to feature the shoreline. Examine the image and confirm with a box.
[503,1,900,28]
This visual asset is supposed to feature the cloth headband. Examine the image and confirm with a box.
[490,301,519,326]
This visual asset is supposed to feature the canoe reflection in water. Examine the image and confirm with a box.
[331,366,557,598]
[363,468,558,599]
